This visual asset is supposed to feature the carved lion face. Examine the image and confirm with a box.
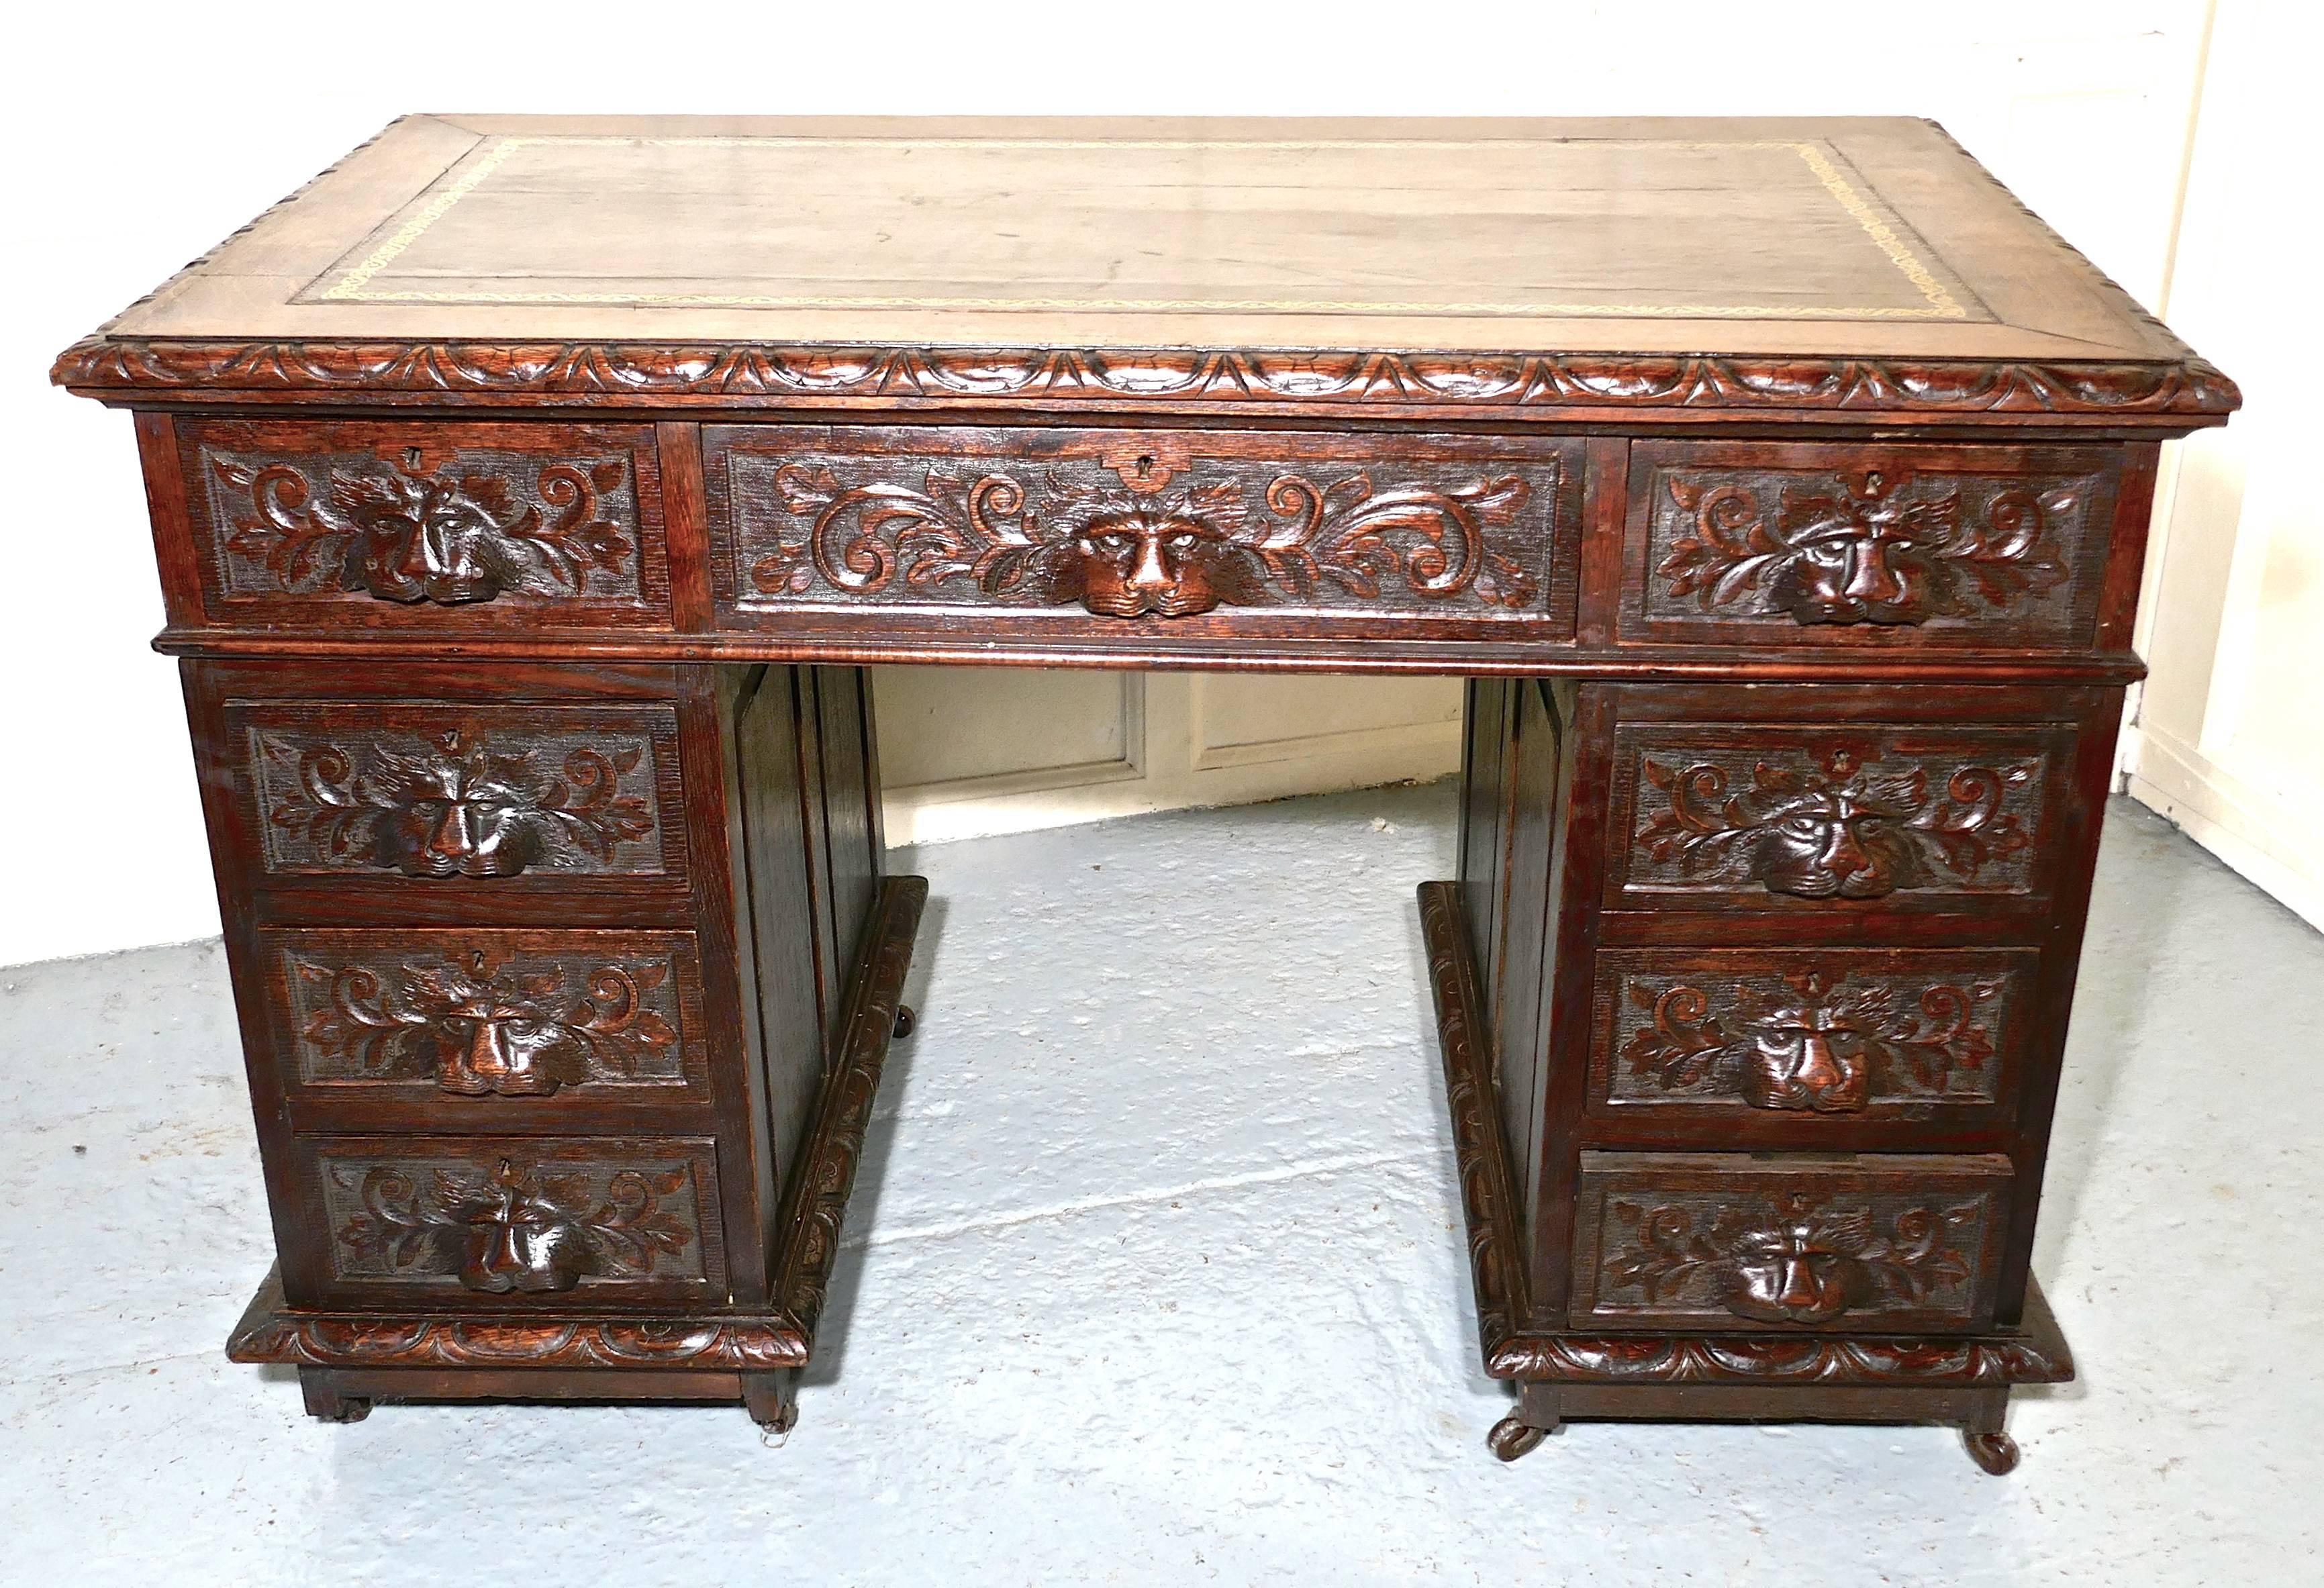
[1067,507,1229,617]
[370,750,556,879]
[1719,1217,1876,1324]
[454,1170,594,1293]
[334,470,523,605]
[1765,467,1959,626]
[1741,784,1929,899]
[406,969,591,1097]
[1739,1006,1870,1113]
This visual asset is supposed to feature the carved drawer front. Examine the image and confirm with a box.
[175,418,669,630]
[1622,441,2119,649]
[1586,947,2039,1128]
[224,701,687,884]
[260,928,711,1107]
[291,1136,726,1305]
[1570,1152,2013,1333]
[1609,719,2072,910]
[704,424,1582,638]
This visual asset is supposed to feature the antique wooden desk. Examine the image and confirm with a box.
[53,116,2235,1472]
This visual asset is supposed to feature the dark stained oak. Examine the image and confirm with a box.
[54,115,2231,1465]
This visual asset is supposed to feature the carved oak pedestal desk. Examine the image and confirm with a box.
[52,116,2235,1469]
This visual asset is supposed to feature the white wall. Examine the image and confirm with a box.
[2119,1,2324,930]
[2,0,2227,965]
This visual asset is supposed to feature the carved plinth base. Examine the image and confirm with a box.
[230,877,926,1429]
[1418,879,2072,1475]
[1506,1381,2033,1475]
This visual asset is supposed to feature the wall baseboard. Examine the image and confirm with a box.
[2120,723,2323,932]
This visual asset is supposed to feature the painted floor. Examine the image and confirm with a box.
[0,786,2316,1585]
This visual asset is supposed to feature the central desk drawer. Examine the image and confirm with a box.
[703,425,1582,640]
[1570,1152,2012,1333]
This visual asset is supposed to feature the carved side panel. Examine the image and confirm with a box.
[1622,442,2117,648]
[226,703,683,880]
[297,1137,724,1302]
[706,426,1580,634]
[1588,948,2036,1120]
[1571,1153,2011,1332]
[177,419,669,626]
[263,928,707,1101]
[1612,724,2063,906]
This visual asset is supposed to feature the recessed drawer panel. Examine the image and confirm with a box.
[290,1136,726,1306]
[260,927,711,1107]
[704,425,1582,640]
[176,418,670,630]
[1587,946,2039,1128]
[1608,718,2073,910]
[1622,441,2119,649]
[1570,1152,2012,1333]
[224,700,687,885]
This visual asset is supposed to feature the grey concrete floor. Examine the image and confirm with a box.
[0,787,2317,1585]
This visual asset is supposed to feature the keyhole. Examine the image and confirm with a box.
[403,447,424,470]
[1135,454,1154,479]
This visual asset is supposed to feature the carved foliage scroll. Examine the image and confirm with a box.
[236,709,673,879]
[1601,954,2026,1113]
[718,438,1567,621]
[1625,736,2050,901]
[322,1149,713,1295]
[278,933,693,1097]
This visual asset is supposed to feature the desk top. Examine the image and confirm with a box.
[53,115,2232,421]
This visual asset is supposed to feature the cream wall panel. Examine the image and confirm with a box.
[1190,677,1463,770]
[875,668,1137,789]
[2121,0,2324,931]
[881,673,1463,847]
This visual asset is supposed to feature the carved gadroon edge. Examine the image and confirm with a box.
[49,338,2239,417]
[771,875,927,1342]
[225,1266,808,1371]
[1417,880,2072,1389]
[227,874,928,1375]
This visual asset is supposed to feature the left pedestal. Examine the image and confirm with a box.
[188,658,920,1428]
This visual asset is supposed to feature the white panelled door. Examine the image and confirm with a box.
[875,669,1462,846]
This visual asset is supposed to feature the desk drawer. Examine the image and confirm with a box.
[1585,946,2037,1131]
[1570,1152,2011,1333]
[175,418,670,631]
[1620,441,2120,650]
[1607,715,2075,911]
[705,425,1582,640]
[260,927,711,1108]
[224,699,687,886]
[290,1135,726,1305]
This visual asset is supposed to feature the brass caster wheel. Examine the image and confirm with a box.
[892,1005,917,1040]
[1964,1429,2020,1475]
[1488,1414,1550,1462]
